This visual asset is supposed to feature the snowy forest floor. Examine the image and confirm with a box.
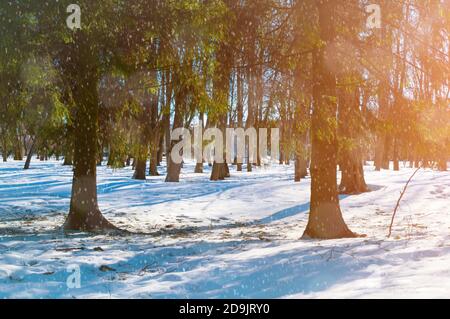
[0,160,449,298]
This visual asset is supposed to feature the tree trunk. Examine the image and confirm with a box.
[149,149,159,176]
[133,159,147,180]
[14,148,22,160]
[302,0,356,239]
[195,162,204,173]
[337,76,369,194]
[236,71,244,172]
[210,41,231,181]
[97,149,103,166]
[293,58,310,182]
[165,97,183,182]
[166,155,182,182]
[247,155,252,172]
[107,145,125,168]
[382,135,391,169]
[210,162,225,181]
[1,137,7,162]
[63,147,73,166]
[393,138,400,171]
[62,31,116,232]
[24,141,36,170]
[133,132,148,180]
[279,150,284,165]
[294,156,307,182]
[438,159,447,171]
[339,153,368,194]
[246,67,254,173]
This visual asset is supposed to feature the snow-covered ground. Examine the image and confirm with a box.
[0,159,449,298]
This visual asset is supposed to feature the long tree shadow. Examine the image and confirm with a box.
[138,194,356,236]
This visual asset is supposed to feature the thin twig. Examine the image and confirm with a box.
[388,166,421,238]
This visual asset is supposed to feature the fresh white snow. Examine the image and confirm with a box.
[0,159,449,298]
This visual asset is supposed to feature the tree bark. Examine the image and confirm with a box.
[210,41,231,181]
[107,145,125,168]
[374,13,392,172]
[337,78,369,194]
[165,94,183,182]
[302,0,356,239]
[14,147,22,160]
[339,152,368,194]
[211,161,225,181]
[61,31,116,232]
[24,140,36,170]
[157,133,164,165]
[149,146,159,176]
[294,156,307,182]
[438,159,447,171]
[393,138,400,171]
[1,137,7,162]
[195,162,204,173]
[133,158,147,180]
[133,132,148,180]
[63,155,73,165]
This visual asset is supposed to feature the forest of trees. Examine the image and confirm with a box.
[0,0,449,238]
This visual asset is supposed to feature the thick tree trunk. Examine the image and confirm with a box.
[339,153,368,194]
[166,156,181,182]
[149,149,159,176]
[211,162,225,181]
[302,0,356,239]
[62,31,116,232]
[133,132,148,180]
[107,146,125,168]
[374,136,384,171]
[195,162,204,173]
[294,156,307,182]
[14,146,22,161]
[336,76,369,194]
[97,147,103,166]
[133,159,147,180]
[63,147,73,166]
[293,60,310,182]
[224,161,230,177]
[157,134,164,166]
[210,41,231,181]
[438,159,447,171]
